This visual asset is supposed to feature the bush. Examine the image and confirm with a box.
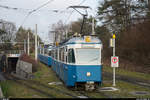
[117,21,150,65]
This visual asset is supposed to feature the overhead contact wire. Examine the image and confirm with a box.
[20,0,55,27]
[64,0,87,25]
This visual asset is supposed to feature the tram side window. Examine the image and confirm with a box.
[51,51,53,57]
[52,50,54,58]
[62,48,64,62]
[54,50,56,59]
[55,50,58,60]
[68,49,75,63]
[59,49,61,61]
[65,47,68,63]
[49,51,51,56]
[44,48,47,54]
[66,56,68,63]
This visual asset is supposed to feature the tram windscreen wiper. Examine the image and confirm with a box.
[88,57,99,63]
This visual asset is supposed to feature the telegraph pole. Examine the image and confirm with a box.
[35,24,38,60]
[38,37,40,47]
[24,39,26,53]
[27,32,30,55]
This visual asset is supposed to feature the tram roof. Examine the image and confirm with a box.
[65,36,102,45]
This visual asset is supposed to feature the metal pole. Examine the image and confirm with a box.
[80,15,86,35]
[27,32,30,55]
[92,17,95,35]
[113,38,116,86]
[65,30,68,40]
[43,43,45,55]
[24,39,26,53]
[37,37,39,55]
[54,31,56,46]
[35,24,38,60]
[38,37,39,47]
[40,44,41,54]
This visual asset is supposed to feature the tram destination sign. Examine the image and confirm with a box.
[111,56,119,67]
[82,44,94,48]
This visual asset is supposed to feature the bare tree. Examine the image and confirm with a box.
[0,19,16,50]
[50,20,70,43]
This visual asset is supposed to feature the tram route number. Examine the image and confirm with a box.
[111,56,119,67]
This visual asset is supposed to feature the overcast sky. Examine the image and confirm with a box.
[0,0,101,44]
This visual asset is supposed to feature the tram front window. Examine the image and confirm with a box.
[76,49,100,65]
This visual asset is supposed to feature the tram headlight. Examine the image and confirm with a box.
[87,72,91,76]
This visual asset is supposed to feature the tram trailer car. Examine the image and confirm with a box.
[38,46,52,66]
[38,54,52,66]
[50,36,103,90]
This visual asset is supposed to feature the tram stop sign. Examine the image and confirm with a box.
[111,56,119,67]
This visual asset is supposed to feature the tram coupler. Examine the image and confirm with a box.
[85,81,95,91]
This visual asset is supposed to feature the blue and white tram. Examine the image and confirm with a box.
[51,36,103,90]
[38,45,53,66]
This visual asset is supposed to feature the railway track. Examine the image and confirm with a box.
[5,69,148,98]
[4,73,103,98]
[5,71,149,98]
[68,84,113,98]
[73,89,112,98]
[4,73,79,98]
[74,91,90,98]
[103,71,150,89]
[4,73,112,98]
[4,74,55,98]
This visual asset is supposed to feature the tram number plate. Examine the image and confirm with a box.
[87,81,94,84]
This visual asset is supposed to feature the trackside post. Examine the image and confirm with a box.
[111,34,119,86]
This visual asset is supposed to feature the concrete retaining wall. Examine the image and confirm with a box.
[16,60,33,79]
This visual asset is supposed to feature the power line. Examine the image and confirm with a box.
[64,0,87,25]
[79,0,87,5]
[0,4,74,14]
[0,0,87,26]
[20,0,55,27]
[0,4,30,12]
[28,0,54,14]
[0,5,74,16]
[20,13,31,27]
[0,0,54,13]
[64,10,74,24]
